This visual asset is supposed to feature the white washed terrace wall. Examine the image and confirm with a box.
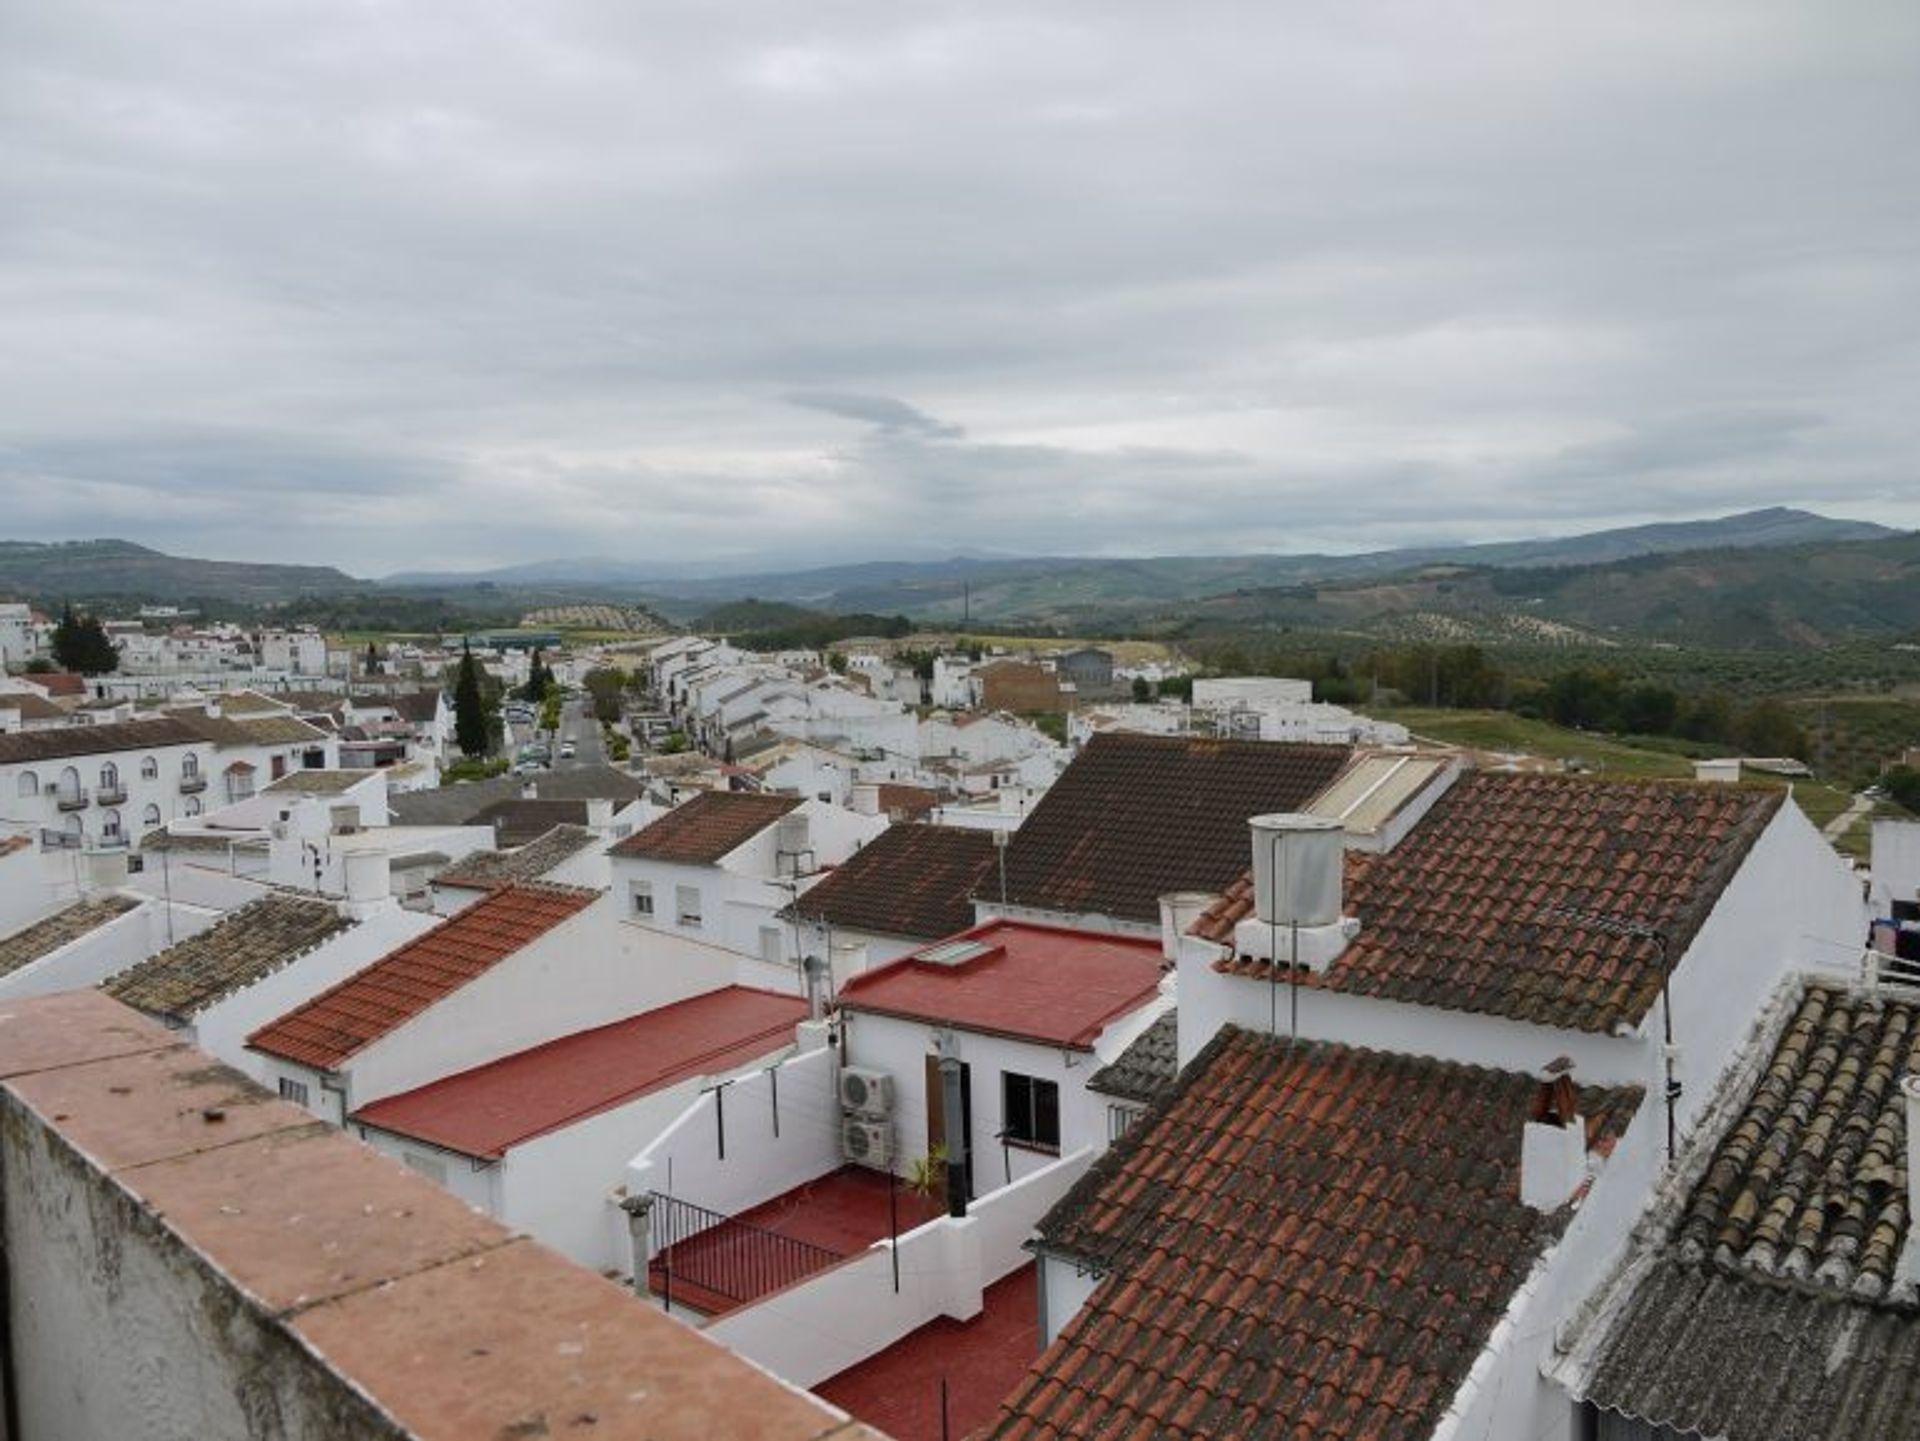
[704,1145,1094,1390]
[625,1044,842,1226]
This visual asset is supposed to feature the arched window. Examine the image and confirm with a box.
[16,771,36,798]
[100,762,119,790]
[183,796,202,817]
[142,802,162,829]
[62,814,83,840]
[182,753,201,778]
[56,766,81,804]
[141,755,158,780]
[100,809,123,842]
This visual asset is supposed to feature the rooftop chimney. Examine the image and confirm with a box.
[1521,1059,1588,1212]
[850,782,881,817]
[1231,814,1355,970]
[1157,892,1215,964]
[342,852,391,918]
[584,798,615,833]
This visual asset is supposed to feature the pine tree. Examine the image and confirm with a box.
[51,604,119,676]
[364,641,381,676]
[454,642,490,758]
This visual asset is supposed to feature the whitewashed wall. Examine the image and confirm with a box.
[705,1146,1092,1389]
[627,1044,843,1223]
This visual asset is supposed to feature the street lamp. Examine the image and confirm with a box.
[1536,903,1679,1161]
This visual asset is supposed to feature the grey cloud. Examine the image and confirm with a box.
[786,393,966,439]
[1,0,1916,572]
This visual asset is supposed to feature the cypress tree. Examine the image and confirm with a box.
[454,642,490,757]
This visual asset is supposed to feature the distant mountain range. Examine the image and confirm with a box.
[2,510,1910,650]
[0,539,362,605]
[385,507,1898,617]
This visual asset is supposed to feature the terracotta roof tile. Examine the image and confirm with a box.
[1087,1010,1179,1104]
[996,733,1350,925]
[609,790,800,864]
[246,883,597,1070]
[990,1026,1641,1441]
[0,716,202,766]
[1195,772,1782,1033]
[0,895,141,979]
[350,986,806,1158]
[786,825,997,940]
[434,823,601,891]
[1581,983,1920,1440]
[876,783,940,820]
[104,893,353,1022]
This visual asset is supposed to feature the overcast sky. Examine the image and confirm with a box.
[3,1,1916,577]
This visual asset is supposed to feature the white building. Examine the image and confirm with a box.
[0,717,216,849]
[607,791,887,966]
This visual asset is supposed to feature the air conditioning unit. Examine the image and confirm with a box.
[841,1116,894,1170]
[838,1066,894,1117]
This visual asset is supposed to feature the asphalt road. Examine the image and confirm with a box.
[506,697,607,774]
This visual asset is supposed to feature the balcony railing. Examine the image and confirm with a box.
[96,784,128,806]
[96,833,129,850]
[178,774,207,794]
[54,788,89,812]
[647,1192,846,1313]
[39,828,81,851]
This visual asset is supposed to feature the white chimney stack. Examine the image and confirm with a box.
[342,851,391,917]
[1157,892,1215,964]
[850,782,881,817]
[1230,814,1354,970]
[584,798,615,832]
[1521,1061,1588,1212]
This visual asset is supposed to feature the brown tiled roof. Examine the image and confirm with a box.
[994,733,1350,925]
[0,835,32,860]
[991,1026,1641,1441]
[784,825,996,940]
[246,884,597,1070]
[0,716,203,766]
[876,783,940,820]
[0,692,65,720]
[434,825,601,891]
[1086,1009,1179,1104]
[609,790,799,864]
[104,894,353,1023]
[390,690,443,724]
[1580,984,1920,1440]
[472,797,590,848]
[210,689,292,716]
[1195,772,1783,1033]
[0,895,141,979]
[262,768,378,796]
[35,671,87,697]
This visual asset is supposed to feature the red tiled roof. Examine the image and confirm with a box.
[1192,772,1783,1033]
[837,919,1164,1050]
[786,825,997,941]
[608,790,799,864]
[349,986,806,1159]
[876,783,940,820]
[988,1026,1641,1441]
[246,884,598,1070]
[36,671,86,698]
[994,733,1350,924]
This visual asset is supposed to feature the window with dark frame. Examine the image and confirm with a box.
[1002,1071,1061,1151]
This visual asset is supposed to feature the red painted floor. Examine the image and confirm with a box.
[813,1263,1040,1441]
[650,1167,943,1317]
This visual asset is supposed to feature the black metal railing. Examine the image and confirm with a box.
[54,787,89,812]
[39,828,81,851]
[648,1192,844,1309]
[179,773,207,793]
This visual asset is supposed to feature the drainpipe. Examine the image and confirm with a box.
[936,1028,968,1219]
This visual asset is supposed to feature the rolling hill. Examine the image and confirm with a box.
[0,540,363,605]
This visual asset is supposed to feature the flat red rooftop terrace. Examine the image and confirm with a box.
[351,985,808,1159]
[836,919,1165,1049]
[815,1264,1039,1441]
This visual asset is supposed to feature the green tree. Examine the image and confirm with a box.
[1131,676,1153,703]
[1883,766,1920,814]
[519,648,553,703]
[453,642,491,758]
[1735,699,1809,760]
[51,604,119,675]
[363,641,382,676]
[583,667,631,725]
